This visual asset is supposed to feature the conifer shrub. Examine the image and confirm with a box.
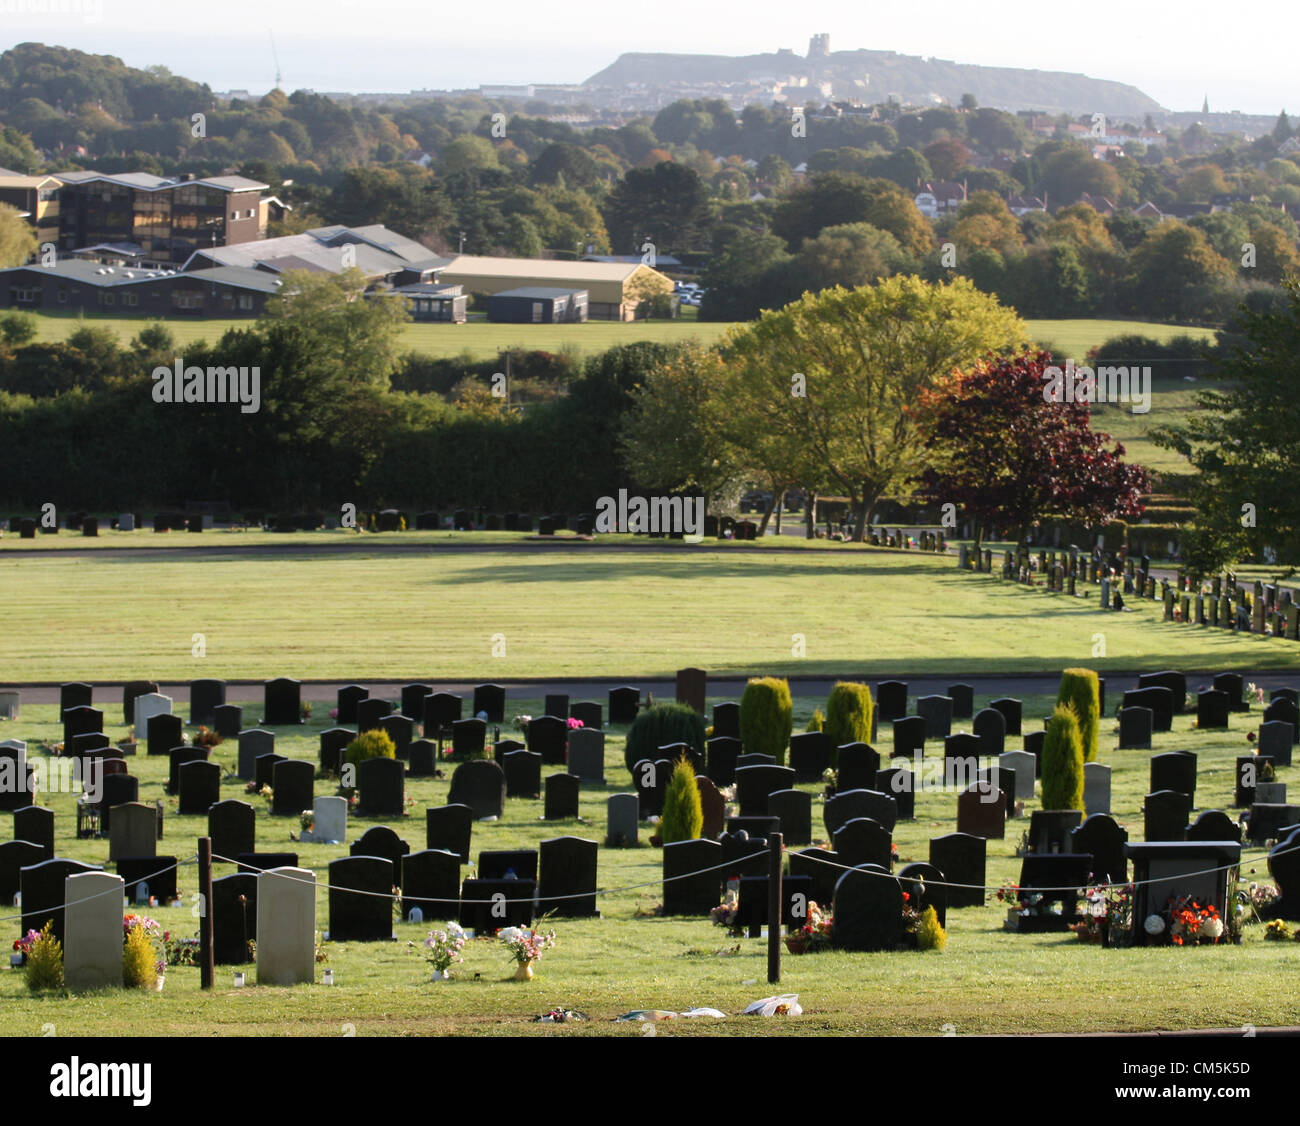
[806,708,825,733]
[623,702,706,775]
[739,677,793,764]
[917,905,947,952]
[660,757,704,843]
[123,922,158,989]
[1057,668,1101,763]
[824,682,874,757]
[24,922,63,992]
[1042,703,1085,811]
[345,729,397,769]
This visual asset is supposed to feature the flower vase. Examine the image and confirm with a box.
[514,961,534,981]
[155,976,165,992]
[431,969,449,982]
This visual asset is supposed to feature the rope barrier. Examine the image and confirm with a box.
[2,855,199,927]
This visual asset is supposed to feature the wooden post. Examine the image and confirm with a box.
[767,831,783,985]
[198,836,214,990]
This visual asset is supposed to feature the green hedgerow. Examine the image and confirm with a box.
[917,905,947,952]
[623,702,706,775]
[345,728,397,769]
[660,757,704,844]
[824,682,874,759]
[1057,668,1101,763]
[123,922,158,989]
[739,677,793,764]
[1042,703,1085,811]
[25,922,64,992]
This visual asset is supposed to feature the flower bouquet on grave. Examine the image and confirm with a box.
[513,715,532,734]
[499,926,556,980]
[424,923,467,980]
[1165,896,1225,946]
[300,809,314,832]
[710,886,743,938]
[565,717,584,730]
[785,901,833,954]
[11,929,40,967]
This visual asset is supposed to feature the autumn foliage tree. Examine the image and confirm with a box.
[913,350,1149,547]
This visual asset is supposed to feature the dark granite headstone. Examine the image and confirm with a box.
[544,773,581,820]
[833,816,893,869]
[1122,687,1174,732]
[735,764,796,816]
[1144,789,1192,841]
[836,743,880,792]
[675,668,706,715]
[426,804,473,862]
[212,872,258,964]
[1150,751,1197,803]
[319,728,353,776]
[401,849,460,921]
[712,702,740,739]
[12,806,54,860]
[356,697,392,734]
[351,826,410,886]
[973,708,1007,757]
[0,839,45,903]
[471,683,506,724]
[825,788,898,837]
[447,761,505,820]
[178,760,221,815]
[526,715,568,766]
[190,679,227,726]
[662,838,722,915]
[271,759,315,816]
[892,716,926,760]
[503,750,542,799]
[930,832,986,908]
[1118,707,1153,750]
[832,864,904,951]
[208,800,255,863]
[478,848,538,881]
[458,878,535,931]
[608,686,640,725]
[767,788,812,845]
[213,704,242,739]
[916,695,954,740]
[148,713,184,759]
[357,756,404,817]
[328,856,394,941]
[789,731,832,782]
[538,836,599,917]
[263,678,302,725]
[21,857,101,944]
[1070,813,1129,885]
[117,855,178,903]
[336,685,368,726]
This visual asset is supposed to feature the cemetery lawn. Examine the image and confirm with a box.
[2,695,1297,1036]
[3,544,1299,682]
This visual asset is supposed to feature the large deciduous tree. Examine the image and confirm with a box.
[723,275,1029,541]
[1151,279,1300,575]
[913,350,1149,548]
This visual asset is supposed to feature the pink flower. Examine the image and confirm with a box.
[566,718,584,730]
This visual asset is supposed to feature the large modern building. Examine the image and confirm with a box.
[0,173,62,243]
[434,255,672,320]
[54,171,271,266]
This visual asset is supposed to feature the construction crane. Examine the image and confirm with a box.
[269,30,282,90]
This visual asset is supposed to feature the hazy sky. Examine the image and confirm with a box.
[3,0,1290,114]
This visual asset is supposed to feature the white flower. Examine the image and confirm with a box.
[1202,917,1224,940]
[497,927,522,943]
[1144,914,1166,935]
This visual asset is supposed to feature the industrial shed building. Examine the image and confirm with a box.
[487,286,588,324]
[0,259,283,317]
[435,255,671,321]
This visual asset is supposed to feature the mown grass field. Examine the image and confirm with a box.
[28,312,1215,364]
[0,692,1295,1036]
[2,544,1300,682]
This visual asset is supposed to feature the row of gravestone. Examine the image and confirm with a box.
[44,680,655,732]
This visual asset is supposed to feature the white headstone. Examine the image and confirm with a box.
[133,693,173,734]
[1083,762,1112,815]
[0,738,27,753]
[304,796,346,844]
[64,871,126,990]
[256,866,316,986]
[0,691,19,720]
[998,751,1036,800]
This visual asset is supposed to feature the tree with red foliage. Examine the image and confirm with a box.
[913,350,1149,548]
